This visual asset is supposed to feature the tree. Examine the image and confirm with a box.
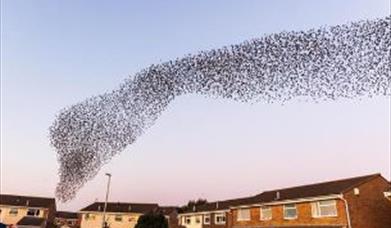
[180,198,208,212]
[135,212,169,228]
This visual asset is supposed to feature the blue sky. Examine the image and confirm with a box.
[1,0,390,210]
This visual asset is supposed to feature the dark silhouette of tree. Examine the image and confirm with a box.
[135,212,168,228]
[180,198,208,212]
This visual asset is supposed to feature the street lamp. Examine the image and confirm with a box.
[102,173,112,228]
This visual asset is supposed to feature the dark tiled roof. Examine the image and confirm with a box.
[158,206,179,215]
[80,202,159,213]
[182,174,381,213]
[0,194,55,208]
[55,211,79,219]
[16,216,46,226]
[253,173,380,204]
[181,196,259,213]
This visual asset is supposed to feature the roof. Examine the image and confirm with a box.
[55,211,79,219]
[0,194,55,208]
[16,216,46,226]
[181,173,382,213]
[253,173,380,204]
[181,196,259,214]
[80,202,159,213]
[158,206,179,215]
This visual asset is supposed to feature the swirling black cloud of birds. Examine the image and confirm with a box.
[50,17,390,202]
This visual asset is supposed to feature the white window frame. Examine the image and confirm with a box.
[203,214,211,225]
[312,200,338,218]
[9,208,18,216]
[184,216,191,225]
[114,214,123,222]
[85,213,95,220]
[260,206,272,221]
[283,204,297,220]
[237,208,251,221]
[27,208,40,217]
[195,216,201,224]
[215,213,226,225]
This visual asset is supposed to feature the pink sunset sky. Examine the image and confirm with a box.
[1,0,390,211]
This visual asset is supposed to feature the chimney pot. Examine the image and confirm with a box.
[275,191,281,200]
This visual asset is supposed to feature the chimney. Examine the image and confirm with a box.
[192,205,196,212]
[26,200,30,206]
[275,191,280,200]
[128,205,132,211]
[216,202,219,209]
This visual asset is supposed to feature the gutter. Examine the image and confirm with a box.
[338,195,352,228]
[178,209,229,216]
[230,194,341,209]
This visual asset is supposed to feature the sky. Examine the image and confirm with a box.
[1,0,390,211]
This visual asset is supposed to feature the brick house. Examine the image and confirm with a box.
[178,197,257,228]
[0,194,56,228]
[230,173,391,228]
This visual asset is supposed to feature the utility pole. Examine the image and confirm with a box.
[102,173,112,228]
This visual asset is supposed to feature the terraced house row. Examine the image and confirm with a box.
[178,173,391,228]
[1,173,391,228]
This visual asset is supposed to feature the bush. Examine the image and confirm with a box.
[135,212,169,228]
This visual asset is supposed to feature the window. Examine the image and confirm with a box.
[128,216,136,222]
[260,206,272,220]
[185,216,191,224]
[312,200,338,217]
[114,215,123,222]
[195,216,201,223]
[9,208,18,216]
[237,208,250,221]
[215,213,226,224]
[85,213,95,220]
[27,208,40,216]
[203,214,210,224]
[283,204,297,219]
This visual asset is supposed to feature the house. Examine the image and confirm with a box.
[79,202,160,228]
[54,211,80,228]
[0,194,56,228]
[158,206,180,228]
[178,197,257,228]
[230,173,391,228]
[16,217,46,228]
[384,191,391,201]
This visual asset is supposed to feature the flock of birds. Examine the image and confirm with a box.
[50,16,390,202]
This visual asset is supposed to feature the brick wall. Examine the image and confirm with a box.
[231,200,348,227]
[344,176,391,228]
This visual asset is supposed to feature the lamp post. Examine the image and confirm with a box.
[102,173,112,228]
